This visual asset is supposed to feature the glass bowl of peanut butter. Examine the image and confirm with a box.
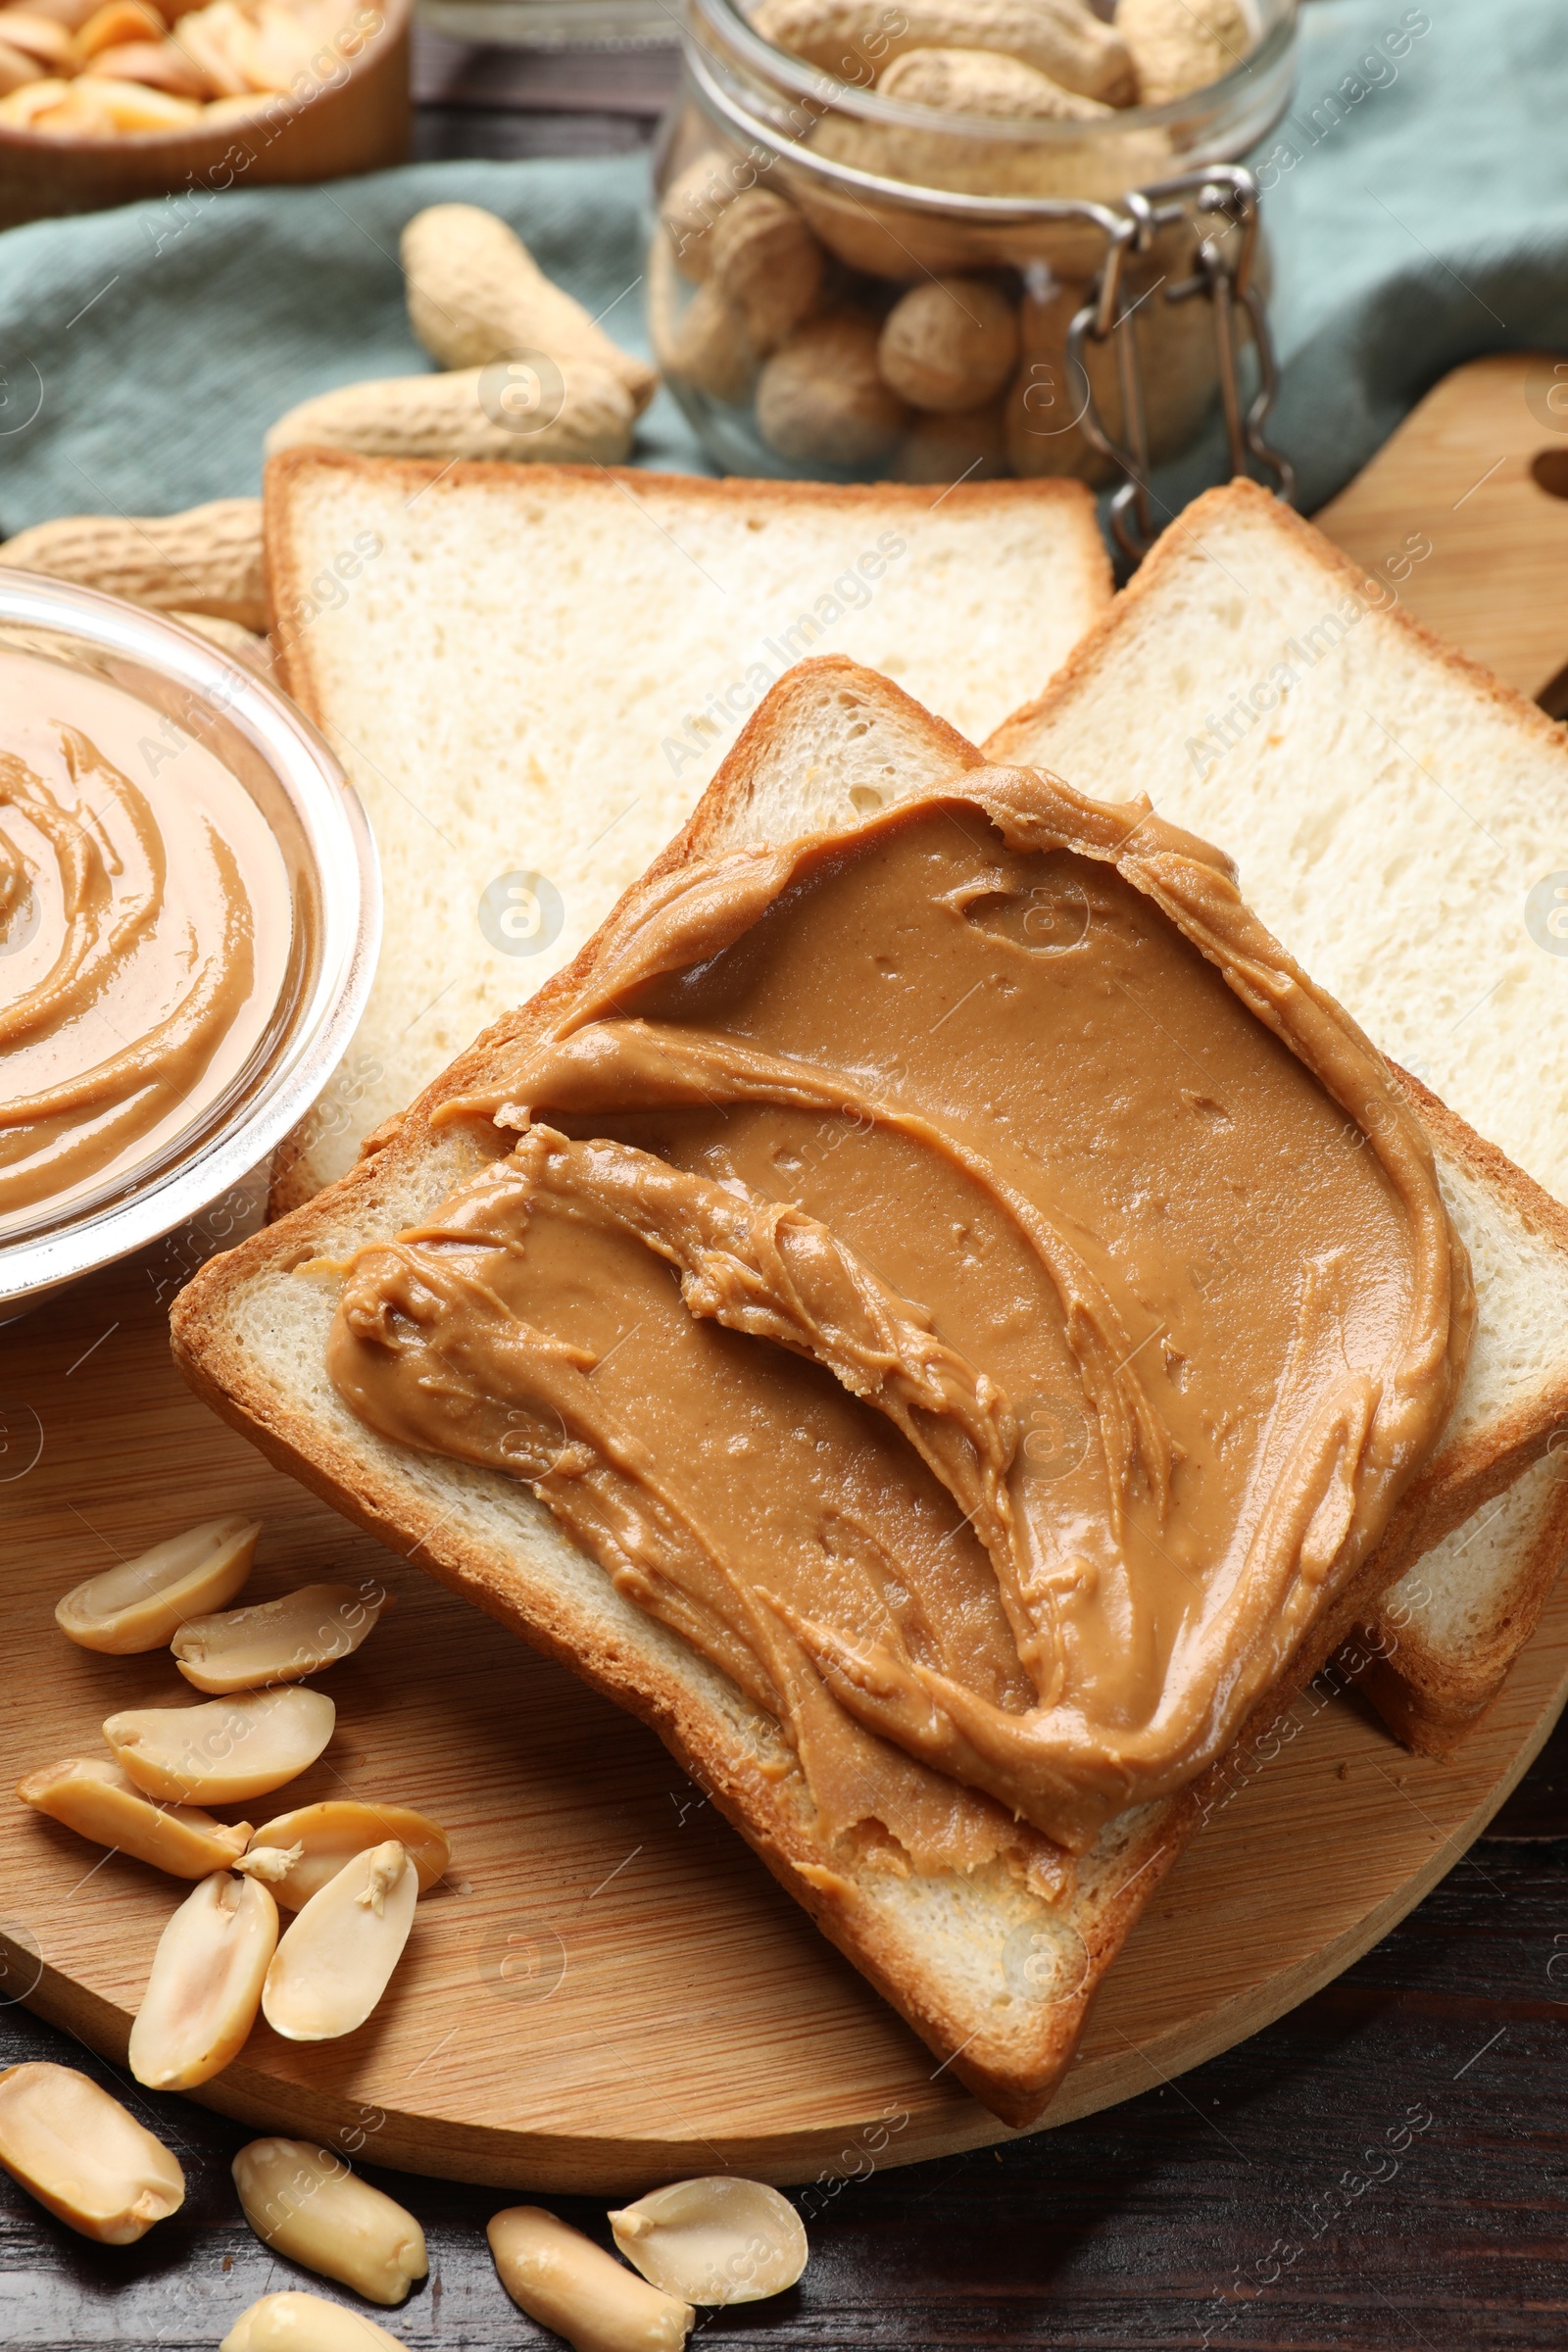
[0,571,378,1315]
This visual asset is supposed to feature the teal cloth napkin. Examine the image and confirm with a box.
[0,0,1564,534]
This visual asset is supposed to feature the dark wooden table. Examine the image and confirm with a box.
[6,44,1568,2352]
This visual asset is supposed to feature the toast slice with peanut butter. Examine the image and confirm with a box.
[172,657,1568,2126]
[987,479,1568,1755]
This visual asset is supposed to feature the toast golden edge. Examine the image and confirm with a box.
[171,655,1568,2127]
[259,451,1111,1218]
[983,477,1568,1752]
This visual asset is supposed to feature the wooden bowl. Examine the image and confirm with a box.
[0,0,412,231]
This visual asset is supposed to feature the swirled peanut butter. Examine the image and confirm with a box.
[328,774,1471,1863]
[0,649,290,1229]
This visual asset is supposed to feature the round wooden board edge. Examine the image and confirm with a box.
[10,1655,1562,2196]
[1042,1658,1568,2136]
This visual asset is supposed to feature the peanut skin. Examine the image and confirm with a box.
[265,364,635,466]
[756,314,909,468]
[1116,0,1254,102]
[0,498,264,630]
[708,189,823,352]
[877,45,1112,121]
[401,203,657,416]
[877,274,1018,413]
[753,0,1137,106]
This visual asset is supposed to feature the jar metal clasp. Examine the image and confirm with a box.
[1070,164,1296,565]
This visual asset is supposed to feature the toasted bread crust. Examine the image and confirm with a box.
[172,656,1561,2123]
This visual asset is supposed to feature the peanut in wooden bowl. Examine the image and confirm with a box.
[0,0,410,230]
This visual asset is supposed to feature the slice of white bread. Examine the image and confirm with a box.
[984,480,1568,1750]
[1370,1453,1568,1755]
[173,657,1568,2126]
[265,455,1111,1203]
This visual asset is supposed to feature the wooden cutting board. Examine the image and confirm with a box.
[1314,351,1568,710]
[3,355,1566,2196]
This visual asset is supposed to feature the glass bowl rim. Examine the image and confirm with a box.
[0,572,380,1308]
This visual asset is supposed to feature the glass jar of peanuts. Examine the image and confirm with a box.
[651,0,1298,542]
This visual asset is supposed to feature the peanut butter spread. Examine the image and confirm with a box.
[328,773,1472,1864]
[0,650,290,1228]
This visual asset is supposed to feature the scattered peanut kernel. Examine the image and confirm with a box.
[172,1581,389,1693]
[56,1516,258,1654]
[128,1872,278,2089]
[489,2205,694,2352]
[262,1840,416,2042]
[17,1755,252,1879]
[0,2063,184,2244]
[220,2291,406,2351]
[610,2177,808,2305]
[237,1800,450,1909]
[103,1685,336,1805]
[232,2138,428,2305]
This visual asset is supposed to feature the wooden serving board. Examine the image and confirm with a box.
[2,1244,1565,2195]
[1314,351,1568,709]
[4,358,1568,2195]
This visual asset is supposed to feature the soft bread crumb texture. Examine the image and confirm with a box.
[987,484,1568,1207]
[270,463,1107,1190]
[1430,1150,1568,1449]
[1383,1452,1565,1657]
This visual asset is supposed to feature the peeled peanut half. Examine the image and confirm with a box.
[172,1582,390,1694]
[73,0,164,59]
[129,1872,278,2089]
[610,2177,808,2304]
[17,1755,252,1879]
[220,2291,406,2352]
[103,1686,335,1805]
[232,2137,428,2305]
[56,1516,258,1654]
[0,2062,184,2244]
[236,1800,449,1908]
[262,1840,416,2042]
[489,2205,694,2352]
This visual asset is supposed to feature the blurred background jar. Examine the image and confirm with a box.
[649,0,1297,510]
